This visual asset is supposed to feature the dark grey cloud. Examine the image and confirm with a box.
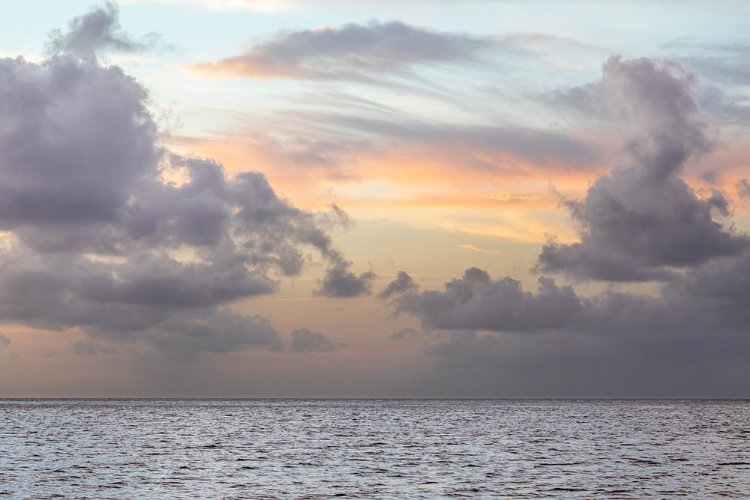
[148,311,283,357]
[47,2,162,61]
[316,263,376,298]
[192,21,494,81]
[394,270,578,334]
[398,268,582,333]
[419,325,750,398]
[394,255,750,396]
[289,327,337,353]
[538,56,747,282]
[0,8,360,356]
[379,271,417,300]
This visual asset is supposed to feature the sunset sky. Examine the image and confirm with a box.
[1,0,749,397]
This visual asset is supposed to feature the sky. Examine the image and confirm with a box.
[0,0,749,397]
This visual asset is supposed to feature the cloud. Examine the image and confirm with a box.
[0,7,359,356]
[122,0,291,10]
[386,55,750,396]
[0,332,9,347]
[737,179,750,200]
[288,327,337,353]
[419,324,750,398]
[697,86,750,124]
[397,268,582,332]
[394,256,750,395]
[379,271,417,300]
[316,263,376,298]
[123,0,499,10]
[72,340,101,355]
[47,2,163,61]
[538,56,747,282]
[681,56,750,87]
[148,311,283,356]
[459,244,502,254]
[190,21,494,81]
[313,114,601,170]
[179,26,603,193]
[662,38,750,87]
[390,327,418,340]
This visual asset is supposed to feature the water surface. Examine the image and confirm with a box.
[1,399,749,498]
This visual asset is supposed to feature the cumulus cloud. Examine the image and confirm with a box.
[316,263,376,298]
[379,271,417,300]
[396,257,750,348]
[538,56,747,282]
[288,327,336,353]
[387,55,750,395]
[190,21,494,81]
[0,6,359,356]
[397,268,582,332]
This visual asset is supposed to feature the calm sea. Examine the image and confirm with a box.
[1,399,748,498]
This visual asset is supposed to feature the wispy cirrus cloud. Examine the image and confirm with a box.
[661,37,750,87]
[189,21,496,82]
[48,1,166,61]
[120,0,292,11]
[122,0,500,11]
[459,244,502,255]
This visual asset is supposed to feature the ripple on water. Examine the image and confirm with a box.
[0,399,749,498]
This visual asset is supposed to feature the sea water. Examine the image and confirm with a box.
[1,399,749,498]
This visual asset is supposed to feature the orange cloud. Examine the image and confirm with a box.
[165,127,605,245]
[460,244,502,254]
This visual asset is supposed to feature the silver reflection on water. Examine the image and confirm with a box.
[1,399,749,498]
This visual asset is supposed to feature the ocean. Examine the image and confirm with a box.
[1,399,748,498]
